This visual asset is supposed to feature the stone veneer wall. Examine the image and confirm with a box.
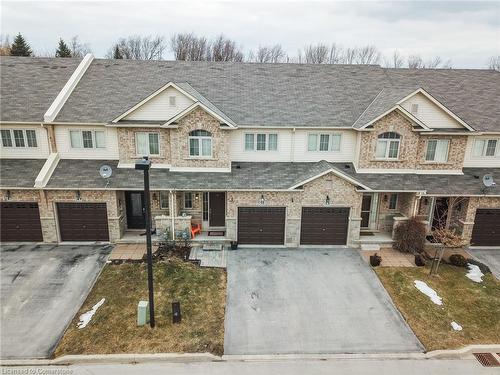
[358,111,467,171]
[226,172,363,247]
[117,127,171,164]
[170,107,231,169]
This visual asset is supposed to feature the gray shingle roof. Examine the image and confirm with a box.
[0,56,82,122]
[0,159,46,188]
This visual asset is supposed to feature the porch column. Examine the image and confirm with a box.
[170,190,175,240]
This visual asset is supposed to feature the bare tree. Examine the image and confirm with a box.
[249,44,286,63]
[302,43,330,63]
[407,54,452,69]
[328,43,344,64]
[407,54,423,69]
[170,33,210,61]
[385,50,404,68]
[355,45,381,64]
[0,34,11,56]
[108,35,166,60]
[208,35,244,62]
[344,47,357,64]
[70,36,92,58]
[488,55,500,71]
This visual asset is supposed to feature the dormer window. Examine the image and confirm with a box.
[169,96,176,106]
[189,130,212,157]
[376,132,400,160]
[410,103,419,115]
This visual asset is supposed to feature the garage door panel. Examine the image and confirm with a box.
[471,209,500,246]
[301,207,349,245]
[57,203,109,242]
[238,207,285,245]
[0,202,43,242]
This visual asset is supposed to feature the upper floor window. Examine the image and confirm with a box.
[376,132,400,160]
[245,133,278,151]
[1,129,37,148]
[425,139,450,162]
[307,133,341,152]
[189,130,212,157]
[473,138,499,158]
[136,132,159,155]
[70,130,105,149]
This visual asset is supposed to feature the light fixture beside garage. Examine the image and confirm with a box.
[259,194,265,205]
[325,195,330,205]
[6,190,11,200]
[75,190,81,201]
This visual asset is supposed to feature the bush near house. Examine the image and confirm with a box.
[393,217,426,254]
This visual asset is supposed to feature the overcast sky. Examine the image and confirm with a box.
[1,0,499,68]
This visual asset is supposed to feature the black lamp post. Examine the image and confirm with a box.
[135,156,155,328]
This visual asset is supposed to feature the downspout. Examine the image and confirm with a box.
[170,190,175,240]
[291,128,296,162]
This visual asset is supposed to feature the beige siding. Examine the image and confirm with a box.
[463,136,500,167]
[124,86,194,121]
[293,129,357,162]
[55,125,119,159]
[400,92,463,129]
[0,124,50,159]
[229,129,292,162]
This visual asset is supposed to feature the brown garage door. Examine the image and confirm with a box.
[300,207,350,245]
[57,203,109,241]
[238,207,285,245]
[0,202,43,242]
[471,209,500,246]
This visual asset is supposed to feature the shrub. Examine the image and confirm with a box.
[449,254,468,268]
[415,254,426,267]
[468,259,491,275]
[393,217,426,254]
[370,253,382,267]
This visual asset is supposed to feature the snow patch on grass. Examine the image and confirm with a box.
[451,321,463,331]
[466,263,484,283]
[77,298,105,329]
[414,280,443,305]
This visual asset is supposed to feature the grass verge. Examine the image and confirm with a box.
[55,258,226,356]
[376,264,500,351]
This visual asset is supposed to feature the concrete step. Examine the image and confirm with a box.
[360,244,381,252]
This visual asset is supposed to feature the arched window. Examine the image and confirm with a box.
[189,130,212,157]
[376,132,400,159]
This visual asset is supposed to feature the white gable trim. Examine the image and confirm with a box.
[288,168,372,191]
[162,102,237,129]
[396,88,475,131]
[357,105,430,131]
[44,54,94,123]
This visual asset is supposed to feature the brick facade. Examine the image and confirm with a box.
[117,127,171,164]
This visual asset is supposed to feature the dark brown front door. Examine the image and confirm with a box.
[238,207,286,245]
[126,191,146,229]
[300,207,350,245]
[57,203,109,241]
[0,202,43,242]
[471,209,500,246]
[209,192,226,227]
[361,195,372,228]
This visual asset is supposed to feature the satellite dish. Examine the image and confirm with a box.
[482,174,496,188]
[99,165,113,179]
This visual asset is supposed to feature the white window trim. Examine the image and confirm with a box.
[306,132,342,152]
[0,129,39,148]
[472,138,500,159]
[244,132,278,151]
[375,138,401,160]
[188,132,213,158]
[135,131,160,156]
[424,139,450,163]
[69,129,106,149]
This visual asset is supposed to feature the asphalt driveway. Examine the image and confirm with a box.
[467,248,500,280]
[0,244,112,359]
[224,248,423,355]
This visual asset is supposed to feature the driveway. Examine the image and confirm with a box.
[0,244,112,359]
[467,248,500,280]
[224,248,423,355]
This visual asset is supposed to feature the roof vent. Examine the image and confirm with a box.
[474,175,480,179]
[235,164,241,169]
[344,164,351,169]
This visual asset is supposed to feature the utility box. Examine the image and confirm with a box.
[172,301,181,324]
[137,300,149,326]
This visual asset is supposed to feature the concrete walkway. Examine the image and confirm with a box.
[224,248,423,355]
[467,248,500,280]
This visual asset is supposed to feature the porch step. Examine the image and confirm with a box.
[360,244,381,252]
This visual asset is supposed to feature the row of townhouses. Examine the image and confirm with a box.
[0,55,499,248]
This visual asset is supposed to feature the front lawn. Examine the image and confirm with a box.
[55,258,226,357]
[376,264,500,351]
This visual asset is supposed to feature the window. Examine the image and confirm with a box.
[0,129,38,148]
[307,133,341,152]
[159,191,169,209]
[410,103,419,115]
[189,130,212,157]
[184,192,193,209]
[136,132,159,155]
[473,138,499,158]
[376,132,400,160]
[389,194,398,210]
[70,130,106,149]
[169,96,176,106]
[244,133,278,151]
[425,139,450,162]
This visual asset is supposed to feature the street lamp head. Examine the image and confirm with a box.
[135,156,151,171]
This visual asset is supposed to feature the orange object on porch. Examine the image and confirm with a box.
[191,223,201,238]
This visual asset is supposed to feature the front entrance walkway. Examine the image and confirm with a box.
[224,248,423,355]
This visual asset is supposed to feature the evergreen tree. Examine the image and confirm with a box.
[10,33,32,56]
[113,45,123,59]
[55,38,72,57]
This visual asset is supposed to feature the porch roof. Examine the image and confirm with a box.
[0,159,46,188]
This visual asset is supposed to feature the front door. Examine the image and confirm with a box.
[209,192,225,227]
[432,197,449,230]
[126,191,146,229]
